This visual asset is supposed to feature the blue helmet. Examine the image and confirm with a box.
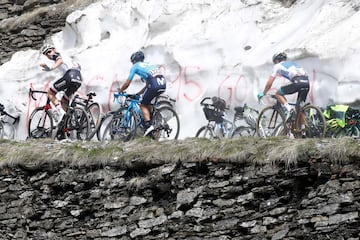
[130,51,145,64]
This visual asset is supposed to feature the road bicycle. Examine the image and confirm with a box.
[0,103,20,140]
[96,94,176,141]
[71,91,101,140]
[101,92,180,141]
[195,97,258,139]
[28,89,90,140]
[256,94,326,138]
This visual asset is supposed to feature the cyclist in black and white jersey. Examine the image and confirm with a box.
[39,43,82,123]
[257,52,310,120]
[118,51,166,136]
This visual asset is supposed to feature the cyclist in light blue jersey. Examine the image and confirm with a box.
[118,51,166,136]
[257,52,310,120]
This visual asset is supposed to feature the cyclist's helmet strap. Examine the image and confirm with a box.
[130,51,145,64]
[272,52,287,64]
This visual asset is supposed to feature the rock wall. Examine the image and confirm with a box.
[0,147,359,239]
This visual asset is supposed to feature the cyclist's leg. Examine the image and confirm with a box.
[278,83,298,113]
[63,69,82,111]
[295,83,310,137]
[49,71,72,111]
[141,87,165,135]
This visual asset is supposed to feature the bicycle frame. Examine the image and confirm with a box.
[114,92,144,129]
[257,94,326,138]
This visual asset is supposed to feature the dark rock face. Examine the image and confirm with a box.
[0,158,359,239]
[0,0,97,64]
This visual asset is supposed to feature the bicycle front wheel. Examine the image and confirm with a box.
[97,113,113,141]
[295,104,326,138]
[63,107,90,140]
[195,125,216,139]
[28,107,54,139]
[256,106,286,138]
[0,122,15,139]
[102,108,137,142]
[232,126,256,138]
[0,122,4,139]
[152,106,180,140]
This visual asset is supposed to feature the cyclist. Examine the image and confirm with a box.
[118,51,166,136]
[257,52,310,120]
[39,43,82,123]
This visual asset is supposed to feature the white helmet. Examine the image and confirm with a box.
[40,43,55,54]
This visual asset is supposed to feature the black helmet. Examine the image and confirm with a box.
[272,52,287,63]
[130,51,145,64]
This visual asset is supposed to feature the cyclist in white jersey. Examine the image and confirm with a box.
[257,52,310,120]
[39,43,82,123]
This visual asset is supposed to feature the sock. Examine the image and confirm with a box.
[56,104,65,114]
[144,120,151,129]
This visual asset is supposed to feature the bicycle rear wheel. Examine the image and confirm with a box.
[62,107,90,140]
[102,108,137,141]
[86,102,101,140]
[152,106,180,140]
[256,106,286,138]
[232,126,256,138]
[295,104,326,138]
[28,107,54,139]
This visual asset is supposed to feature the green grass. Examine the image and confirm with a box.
[0,137,359,170]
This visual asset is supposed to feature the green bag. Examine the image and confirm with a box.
[323,104,349,128]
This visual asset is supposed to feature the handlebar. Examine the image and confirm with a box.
[200,96,230,110]
[113,92,140,105]
[200,97,212,105]
[0,104,20,123]
[29,88,47,101]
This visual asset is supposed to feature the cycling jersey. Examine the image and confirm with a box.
[49,52,82,99]
[127,61,166,105]
[271,61,308,82]
[49,52,81,74]
[127,62,162,81]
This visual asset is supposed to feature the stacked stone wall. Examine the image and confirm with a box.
[0,156,359,239]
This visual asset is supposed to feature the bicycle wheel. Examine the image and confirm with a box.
[333,126,360,138]
[97,113,113,141]
[0,122,15,139]
[102,108,137,141]
[0,122,4,139]
[256,106,286,138]
[62,107,90,140]
[231,126,256,138]
[152,106,180,140]
[195,125,216,139]
[86,102,101,140]
[295,104,326,138]
[28,107,54,139]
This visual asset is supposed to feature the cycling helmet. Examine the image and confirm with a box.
[130,51,145,64]
[40,43,55,54]
[272,52,287,63]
